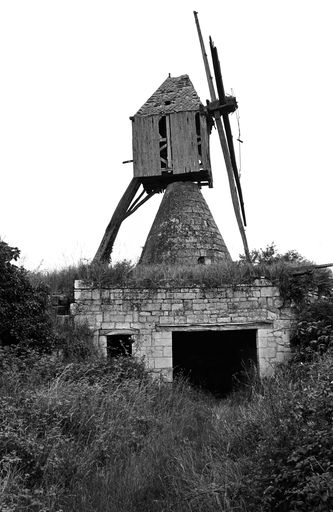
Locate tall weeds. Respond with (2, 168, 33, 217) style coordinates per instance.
(1, 349, 332, 511)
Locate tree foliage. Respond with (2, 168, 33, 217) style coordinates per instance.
(0, 240, 54, 349)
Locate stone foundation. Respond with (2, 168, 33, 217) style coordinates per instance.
(72, 279, 293, 380)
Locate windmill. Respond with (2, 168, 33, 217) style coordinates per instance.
(94, 12, 250, 263)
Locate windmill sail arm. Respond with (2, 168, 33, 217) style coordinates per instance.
(214, 115, 250, 259)
(210, 39, 247, 227)
(193, 11, 251, 261)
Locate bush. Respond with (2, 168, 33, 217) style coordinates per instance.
(0, 240, 54, 350)
(53, 319, 96, 361)
(250, 355, 333, 512)
(291, 298, 333, 360)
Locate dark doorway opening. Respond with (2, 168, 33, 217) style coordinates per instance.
(172, 330, 257, 397)
(107, 334, 133, 359)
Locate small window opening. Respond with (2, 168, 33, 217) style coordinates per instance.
(107, 334, 133, 359)
(195, 113, 203, 168)
(159, 116, 167, 138)
(195, 113, 202, 162)
(159, 115, 172, 170)
(159, 116, 167, 169)
(197, 256, 212, 265)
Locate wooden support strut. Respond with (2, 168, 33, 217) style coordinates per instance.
(124, 190, 157, 219)
(94, 178, 158, 262)
(193, 11, 251, 262)
(93, 178, 141, 263)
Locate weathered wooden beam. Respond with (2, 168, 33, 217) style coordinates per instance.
(207, 96, 238, 115)
(127, 189, 145, 213)
(194, 11, 216, 101)
(291, 263, 333, 276)
(194, 11, 251, 262)
(124, 190, 157, 219)
(210, 38, 247, 227)
(93, 178, 141, 263)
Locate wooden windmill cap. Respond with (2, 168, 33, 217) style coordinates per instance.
(139, 181, 231, 266)
(135, 75, 202, 117)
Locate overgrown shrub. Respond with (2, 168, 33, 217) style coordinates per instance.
(291, 298, 333, 360)
(0, 240, 54, 350)
(53, 319, 96, 361)
(248, 355, 333, 511)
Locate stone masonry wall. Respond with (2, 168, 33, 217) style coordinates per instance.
(139, 182, 230, 265)
(72, 280, 294, 380)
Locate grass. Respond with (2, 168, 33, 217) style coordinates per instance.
(1, 347, 332, 511)
(30, 258, 332, 308)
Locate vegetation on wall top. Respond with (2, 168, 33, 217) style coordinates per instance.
(35, 244, 332, 308)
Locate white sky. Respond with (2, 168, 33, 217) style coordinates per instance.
(1, 0, 332, 270)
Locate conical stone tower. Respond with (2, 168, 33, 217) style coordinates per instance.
(139, 181, 231, 265)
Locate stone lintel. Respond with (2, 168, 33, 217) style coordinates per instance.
(99, 328, 139, 336)
(155, 321, 273, 331)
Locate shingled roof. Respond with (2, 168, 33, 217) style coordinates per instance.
(135, 75, 202, 117)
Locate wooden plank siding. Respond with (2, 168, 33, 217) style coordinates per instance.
(132, 111, 211, 178)
(170, 112, 199, 174)
(132, 116, 160, 177)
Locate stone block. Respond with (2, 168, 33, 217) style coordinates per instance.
(171, 302, 184, 311)
(182, 293, 197, 300)
(70, 303, 78, 314)
(233, 290, 247, 299)
(262, 347, 276, 359)
(145, 358, 155, 369)
(153, 332, 172, 346)
(163, 346, 173, 357)
(92, 290, 101, 300)
(101, 322, 115, 330)
(159, 316, 175, 325)
(185, 315, 199, 323)
(259, 359, 274, 377)
(124, 314, 134, 322)
(174, 316, 187, 324)
(154, 357, 172, 369)
(85, 315, 97, 327)
(261, 287, 278, 298)
(74, 290, 82, 300)
(114, 322, 131, 330)
(138, 334, 152, 346)
(74, 280, 92, 289)
(275, 351, 286, 363)
(95, 314, 103, 324)
(216, 316, 231, 323)
(79, 290, 92, 301)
